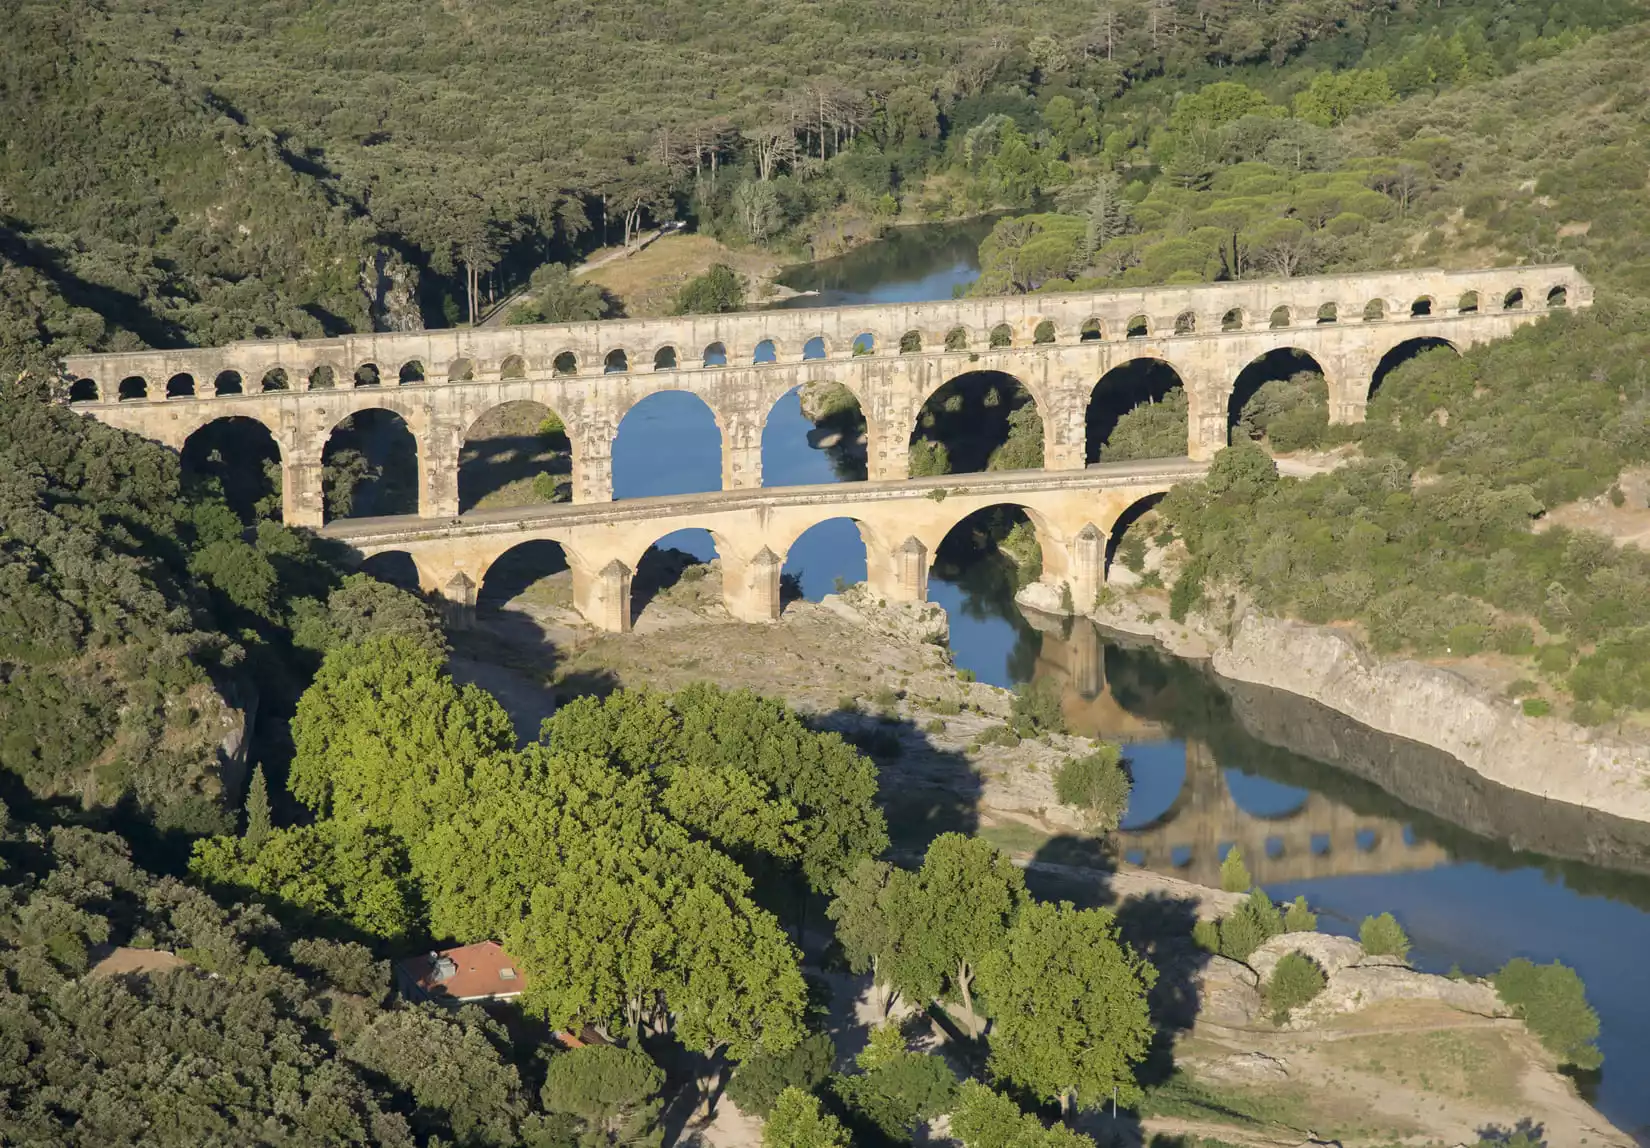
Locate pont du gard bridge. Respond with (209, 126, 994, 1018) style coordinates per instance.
(66, 264, 1589, 631)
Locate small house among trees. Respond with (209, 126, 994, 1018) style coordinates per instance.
(396, 940, 526, 1005)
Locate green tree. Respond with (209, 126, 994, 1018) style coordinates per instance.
(1264, 952, 1327, 1024)
(506, 263, 610, 324)
(727, 1032, 836, 1119)
(832, 1051, 957, 1142)
(1219, 846, 1251, 892)
(1282, 895, 1317, 932)
(1493, 959, 1603, 1070)
(1054, 746, 1131, 831)
(951, 1080, 1098, 1148)
(674, 264, 746, 314)
(763, 1087, 849, 1148)
(291, 574, 448, 660)
(542, 1044, 665, 1147)
(826, 858, 911, 1015)
(1359, 912, 1411, 960)
(977, 901, 1156, 1117)
(243, 763, 273, 851)
(1293, 69, 1395, 126)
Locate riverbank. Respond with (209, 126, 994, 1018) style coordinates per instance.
(1080, 588, 1650, 828)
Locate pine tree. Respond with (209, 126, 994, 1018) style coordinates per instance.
(244, 763, 273, 851)
(1219, 845, 1251, 893)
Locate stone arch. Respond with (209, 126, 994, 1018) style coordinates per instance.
(944, 326, 970, 351)
(447, 357, 475, 382)
(1410, 296, 1433, 317)
(1370, 336, 1461, 398)
(753, 339, 778, 364)
(181, 415, 282, 523)
(1362, 299, 1386, 322)
(630, 527, 724, 625)
(779, 517, 869, 607)
(360, 550, 423, 592)
(320, 406, 420, 522)
(653, 345, 678, 371)
(899, 329, 923, 353)
(1547, 284, 1569, 308)
(802, 336, 828, 360)
(604, 349, 629, 374)
(1229, 348, 1329, 445)
(398, 360, 425, 384)
(459, 399, 572, 513)
(354, 362, 382, 388)
(213, 370, 243, 396)
(1080, 318, 1104, 342)
(500, 354, 527, 380)
(551, 352, 578, 376)
(1125, 315, 1149, 339)
(1087, 357, 1187, 464)
(763, 383, 867, 486)
(1268, 306, 1291, 329)
(1173, 311, 1197, 336)
(1316, 302, 1338, 324)
(910, 368, 1045, 476)
(70, 377, 99, 403)
(118, 375, 148, 402)
(1104, 491, 1168, 581)
(1221, 308, 1244, 332)
(703, 341, 728, 367)
(988, 323, 1013, 348)
(612, 390, 724, 500)
(478, 538, 572, 616)
(1033, 319, 1057, 345)
(166, 373, 196, 399)
(1502, 287, 1526, 311)
(852, 331, 877, 356)
(261, 368, 290, 392)
(1457, 290, 1480, 315)
(309, 364, 339, 391)
(930, 500, 1068, 600)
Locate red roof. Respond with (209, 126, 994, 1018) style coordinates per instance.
(397, 941, 526, 1003)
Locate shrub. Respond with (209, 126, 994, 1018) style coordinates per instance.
(1054, 745, 1132, 830)
(1521, 697, 1551, 717)
(727, 1033, 836, 1119)
(1191, 918, 1221, 953)
(1219, 846, 1251, 893)
(1282, 895, 1317, 933)
(1009, 677, 1065, 736)
(1168, 557, 1208, 622)
(1358, 913, 1411, 960)
(922, 719, 945, 735)
(977, 724, 1021, 748)
(831, 1053, 957, 1143)
(1117, 532, 1148, 574)
(1493, 959, 1602, 1070)
(1265, 952, 1327, 1024)
(1218, 890, 1282, 962)
(764, 1087, 850, 1148)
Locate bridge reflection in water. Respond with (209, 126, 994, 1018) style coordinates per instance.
(1024, 613, 1450, 887)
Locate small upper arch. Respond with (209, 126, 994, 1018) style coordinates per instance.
(1503, 287, 1527, 311)
(354, 362, 382, 387)
(308, 364, 338, 391)
(1547, 284, 1569, 308)
(1032, 319, 1057, 345)
(702, 341, 728, 367)
(166, 372, 196, 399)
(118, 375, 148, 402)
(261, 367, 290, 392)
(944, 326, 970, 351)
(1080, 317, 1104, 342)
(1457, 290, 1480, 314)
(1221, 308, 1244, 332)
(604, 348, 630, 374)
(899, 329, 923, 353)
(1173, 311, 1197, 336)
(1410, 296, 1433, 317)
(987, 323, 1012, 348)
(1268, 306, 1291, 329)
(652, 345, 678, 371)
(500, 354, 527, 380)
(1316, 302, 1338, 325)
(447, 357, 476, 382)
(213, 369, 244, 396)
(70, 377, 99, 402)
(753, 338, 779, 364)
(852, 331, 877, 356)
(1125, 315, 1149, 338)
(552, 351, 579, 376)
(398, 360, 425, 385)
(801, 335, 829, 360)
(1362, 299, 1387, 322)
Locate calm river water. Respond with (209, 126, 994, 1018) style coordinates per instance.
(601, 222, 1650, 1140)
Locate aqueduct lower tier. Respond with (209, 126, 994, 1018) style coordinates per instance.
(65, 265, 1589, 528)
(322, 462, 1205, 632)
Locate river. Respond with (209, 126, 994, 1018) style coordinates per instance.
(601, 222, 1650, 1140)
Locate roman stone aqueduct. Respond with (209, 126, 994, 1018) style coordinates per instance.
(67, 265, 1588, 630)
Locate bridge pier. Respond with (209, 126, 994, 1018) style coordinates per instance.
(574, 560, 633, 633)
(723, 546, 782, 623)
(1070, 523, 1106, 610)
(282, 455, 326, 529)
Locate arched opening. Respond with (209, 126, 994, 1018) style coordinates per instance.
(354, 363, 381, 388)
(988, 324, 1012, 349)
(449, 358, 476, 382)
(321, 409, 419, 522)
(214, 370, 243, 396)
(781, 518, 868, 608)
(1221, 309, 1243, 332)
(802, 336, 827, 360)
(613, 392, 722, 499)
(1104, 493, 1166, 584)
(930, 504, 1047, 689)
(478, 539, 571, 618)
(633, 528, 720, 626)
(500, 355, 527, 380)
(1457, 291, 1480, 315)
(702, 342, 728, 367)
(1503, 288, 1525, 311)
(1080, 318, 1103, 342)
(551, 352, 577, 376)
(166, 373, 196, 399)
(910, 371, 1042, 476)
(653, 346, 678, 371)
(1268, 306, 1291, 329)
(764, 384, 866, 486)
(459, 401, 572, 513)
(118, 375, 148, 402)
(309, 365, 337, 391)
(1033, 319, 1056, 345)
(1228, 349, 1330, 452)
(181, 416, 282, 523)
(261, 368, 289, 392)
(1125, 315, 1148, 339)
(360, 551, 421, 592)
(1088, 360, 1186, 463)
(604, 349, 629, 374)
(1316, 303, 1338, 325)
(1410, 297, 1433, 317)
(753, 339, 777, 364)
(1370, 337, 1461, 398)
(852, 332, 876, 356)
(398, 361, 425, 385)
(1173, 312, 1196, 336)
(1547, 285, 1569, 308)
(69, 377, 99, 403)
(1362, 299, 1386, 322)
(945, 326, 970, 351)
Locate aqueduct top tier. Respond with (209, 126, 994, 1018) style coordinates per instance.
(66, 264, 1589, 526)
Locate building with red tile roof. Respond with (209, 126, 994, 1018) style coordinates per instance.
(395, 940, 526, 1004)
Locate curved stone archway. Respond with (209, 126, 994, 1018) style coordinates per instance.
(1087, 357, 1188, 464)
(458, 399, 573, 513)
(611, 391, 724, 500)
(910, 369, 1045, 478)
(180, 415, 284, 523)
